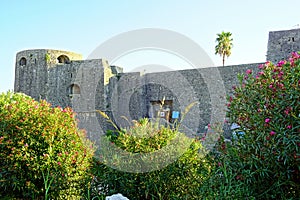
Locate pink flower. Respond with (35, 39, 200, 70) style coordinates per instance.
(265, 118, 271, 123)
(270, 131, 276, 136)
(284, 110, 290, 115)
(289, 58, 295, 66)
(284, 108, 290, 115)
(291, 52, 300, 58)
(265, 61, 271, 66)
(269, 84, 273, 89)
(24, 143, 28, 147)
(277, 83, 284, 89)
(258, 71, 264, 76)
(258, 64, 264, 69)
(277, 60, 285, 67)
(246, 69, 252, 75)
(287, 125, 292, 129)
(57, 161, 61, 166)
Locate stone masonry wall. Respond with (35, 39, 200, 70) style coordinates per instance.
(15, 49, 82, 101)
(106, 63, 262, 137)
(267, 28, 300, 63)
(14, 28, 300, 140)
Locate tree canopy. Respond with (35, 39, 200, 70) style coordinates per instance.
(215, 31, 233, 66)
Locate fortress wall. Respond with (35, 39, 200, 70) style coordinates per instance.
(15, 49, 82, 101)
(267, 28, 300, 63)
(109, 62, 263, 135)
(13, 49, 266, 138)
(47, 59, 105, 110)
(15, 49, 48, 100)
(47, 59, 109, 139)
(14, 28, 300, 138)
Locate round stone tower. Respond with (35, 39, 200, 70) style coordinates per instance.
(14, 49, 82, 101)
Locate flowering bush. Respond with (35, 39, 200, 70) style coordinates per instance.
(0, 92, 94, 199)
(224, 52, 300, 198)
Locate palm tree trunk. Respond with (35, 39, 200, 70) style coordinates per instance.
(222, 55, 225, 66)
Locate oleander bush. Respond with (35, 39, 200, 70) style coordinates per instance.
(206, 52, 300, 199)
(0, 92, 94, 199)
(91, 118, 211, 200)
(199, 135, 256, 199)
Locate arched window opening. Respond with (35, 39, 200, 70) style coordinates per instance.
(19, 57, 27, 66)
(68, 84, 80, 95)
(57, 55, 70, 64)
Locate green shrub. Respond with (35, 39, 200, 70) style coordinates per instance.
(0, 92, 94, 199)
(217, 53, 300, 198)
(91, 118, 210, 200)
(200, 136, 256, 199)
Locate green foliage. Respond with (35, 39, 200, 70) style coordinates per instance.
(213, 53, 300, 198)
(215, 31, 233, 66)
(0, 92, 94, 199)
(45, 53, 51, 63)
(91, 118, 211, 200)
(200, 137, 256, 199)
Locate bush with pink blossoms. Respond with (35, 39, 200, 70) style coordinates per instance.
(223, 52, 300, 198)
(0, 92, 94, 199)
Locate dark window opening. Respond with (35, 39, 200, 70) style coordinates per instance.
(68, 84, 80, 95)
(19, 57, 27, 66)
(57, 55, 70, 64)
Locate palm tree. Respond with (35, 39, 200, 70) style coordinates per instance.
(215, 31, 233, 66)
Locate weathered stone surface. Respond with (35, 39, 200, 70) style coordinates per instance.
(267, 28, 300, 63)
(14, 29, 300, 139)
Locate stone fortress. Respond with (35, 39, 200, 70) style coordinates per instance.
(14, 28, 300, 139)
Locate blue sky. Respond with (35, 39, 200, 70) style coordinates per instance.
(1, 0, 300, 92)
